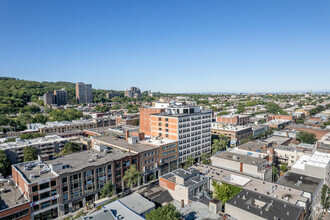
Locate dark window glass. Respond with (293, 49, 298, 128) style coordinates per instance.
(40, 191, 50, 200)
(39, 182, 49, 190)
(51, 180, 56, 187)
(33, 195, 39, 202)
(32, 185, 38, 192)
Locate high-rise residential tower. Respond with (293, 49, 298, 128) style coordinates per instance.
(76, 82, 93, 104)
(54, 88, 67, 106)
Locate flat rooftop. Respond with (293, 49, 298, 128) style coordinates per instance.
(238, 141, 268, 153)
(277, 172, 322, 194)
(192, 165, 309, 207)
(213, 151, 267, 166)
(118, 193, 155, 215)
(0, 135, 65, 150)
(273, 145, 304, 153)
(151, 110, 211, 118)
(265, 119, 291, 125)
(46, 148, 134, 175)
(227, 190, 303, 220)
(291, 151, 330, 170)
(13, 161, 57, 184)
(95, 135, 159, 153)
(262, 135, 291, 145)
(0, 180, 29, 210)
(211, 123, 252, 132)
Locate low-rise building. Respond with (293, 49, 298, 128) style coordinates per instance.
(12, 161, 60, 220)
(265, 119, 291, 129)
(210, 151, 272, 181)
(159, 168, 209, 205)
(94, 133, 179, 180)
(211, 123, 253, 146)
(194, 165, 310, 214)
(277, 172, 323, 219)
(290, 151, 330, 185)
(251, 125, 269, 138)
(238, 141, 275, 164)
(225, 190, 304, 220)
(0, 135, 66, 164)
(273, 145, 305, 167)
(0, 179, 31, 220)
(262, 135, 291, 146)
(216, 114, 250, 125)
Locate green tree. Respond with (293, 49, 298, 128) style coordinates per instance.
(201, 153, 210, 165)
(272, 166, 278, 182)
(145, 204, 181, 220)
(239, 135, 255, 145)
(183, 155, 195, 169)
(280, 164, 288, 172)
(33, 113, 48, 124)
(0, 150, 11, 176)
(212, 134, 228, 154)
(297, 132, 316, 144)
(236, 103, 245, 114)
(95, 105, 110, 113)
(122, 165, 141, 189)
(99, 182, 114, 199)
(111, 105, 121, 110)
(321, 185, 330, 209)
(23, 146, 37, 162)
(212, 181, 233, 204)
(61, 142, 80, 154)
(265, 103, 286, 115)
(295, 117, 305, 124)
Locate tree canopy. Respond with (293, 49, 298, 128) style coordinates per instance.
(183, 155, 195, 169)
(212, 134, 228, 154)
(212, 181, 234, 204)
(145, 204, 181, 220)
(99, 182, 114, 199)
(122, 165, 141, 189)
(265, 103, 287, 115)
(296, 132, 316, 144)
(61, 142, 80, 154)
(0, 150, 11, 176)
(23, 146, 37, 162)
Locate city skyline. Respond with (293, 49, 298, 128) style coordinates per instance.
(1, 0, 330, 93)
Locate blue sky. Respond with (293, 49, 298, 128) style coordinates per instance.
(1, 0, 329, 93)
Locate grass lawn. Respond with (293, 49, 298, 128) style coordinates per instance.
(222, 183, 243, 196)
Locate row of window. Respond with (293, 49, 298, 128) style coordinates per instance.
(32, 180, 56, 193)
(162, 149, 176, 156)
(162, 143, 177, 151)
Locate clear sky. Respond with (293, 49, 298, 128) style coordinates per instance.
(1, 0, 329, 93)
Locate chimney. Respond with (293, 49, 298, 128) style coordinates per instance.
(126, 130, 130, 140)
(139, 132, 145, 141)
(181, 199, 184, 208)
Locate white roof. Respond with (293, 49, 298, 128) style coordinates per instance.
(118, 192, 155, 214)
(292, 151, 330, 170)
(104, 200, 145, 219)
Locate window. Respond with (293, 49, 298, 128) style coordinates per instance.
(158, 118, 161, 121)
(40, 191, 50, 200)
(51, 189, 57, 196)
(62, 177, 67, 184)
(165, 118, 168, 122)
(32, 185, 38, 193)
(33, 195, 39, 202)
(41, 201, 51, 209)
(39, 182, 50, 191)
(52, 198, 58, 205)
(51, 180, 56, 187)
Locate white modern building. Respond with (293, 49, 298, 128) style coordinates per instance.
(290, 151, 330, 185)
(210, 151, 272, 181)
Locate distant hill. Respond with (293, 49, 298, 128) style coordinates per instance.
(0, 77, 116, 114)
